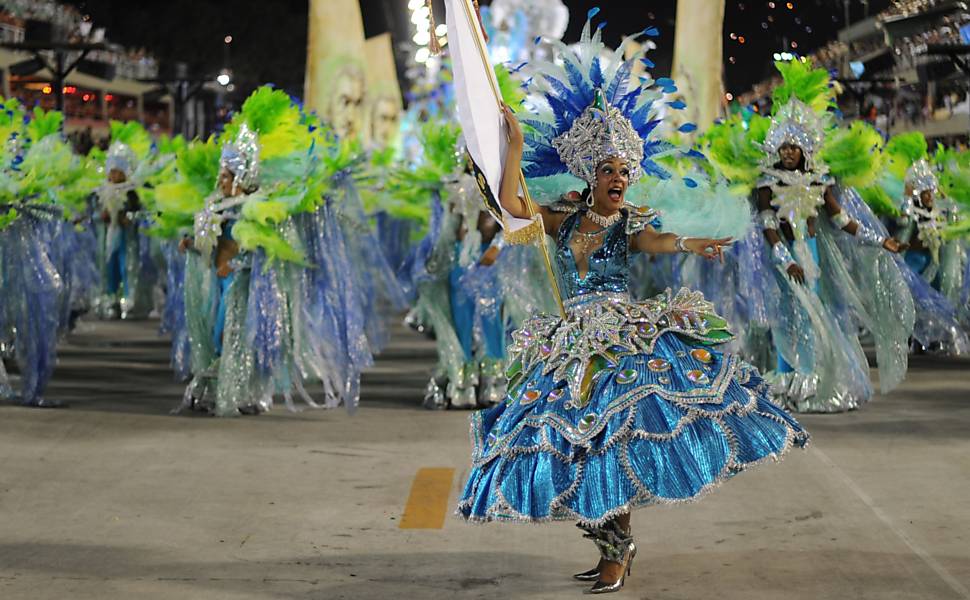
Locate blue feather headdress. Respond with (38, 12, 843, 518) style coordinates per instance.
(520, 10, 695, 189)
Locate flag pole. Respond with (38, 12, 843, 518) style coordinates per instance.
(457, 0, 566, 318)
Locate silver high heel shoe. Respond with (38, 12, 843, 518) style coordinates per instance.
(573, 566, 601, 582)
(584, 521, 635, 594)
(590, 543, 635, 594)
(573, 523, 603, 581)
(572, 523, 636, 583)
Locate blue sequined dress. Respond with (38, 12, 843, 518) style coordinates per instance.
(457, 206, 809, 525)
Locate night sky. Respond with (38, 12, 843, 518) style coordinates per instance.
(64, 0, 310, 97)
(64, 0, 893, 101)
(554, 0, 894, 95)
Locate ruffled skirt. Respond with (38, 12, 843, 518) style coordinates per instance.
(456, 288, 809, 525)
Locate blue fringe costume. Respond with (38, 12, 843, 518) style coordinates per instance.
(457, 207, 808, 524)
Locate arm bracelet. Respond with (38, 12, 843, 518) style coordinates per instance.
(831, 210, 852, 230)
(771, 241, 796, 268)
(855, 222, 886, 247)
(758, 209, 780, 231)
(675, 236, 690, 253)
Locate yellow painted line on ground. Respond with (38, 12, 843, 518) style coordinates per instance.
(399, 467, 455, 529)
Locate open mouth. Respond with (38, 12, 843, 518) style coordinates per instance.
(607, 186, 623, 202)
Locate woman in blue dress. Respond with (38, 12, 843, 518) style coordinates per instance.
(455, 18, 809, 594)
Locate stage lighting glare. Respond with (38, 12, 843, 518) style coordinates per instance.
(217, 73, 231, 86)
(414, 31, 431, 45)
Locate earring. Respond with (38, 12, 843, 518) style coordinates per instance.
(586, 194, 595, 208)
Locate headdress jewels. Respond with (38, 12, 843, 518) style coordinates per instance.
(552, 90, 645, 187)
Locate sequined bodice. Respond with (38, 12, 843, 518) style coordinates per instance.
(556, 210, 630, 299)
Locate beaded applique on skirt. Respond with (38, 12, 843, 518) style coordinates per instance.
(456, 288, 809, 525)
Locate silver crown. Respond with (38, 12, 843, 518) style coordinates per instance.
(761, 99, 825, 169)
(905, 158, 938, 194)
(105, 141, 137, 177)
(219, 123, 260, 192)
(552, 90, 644, 187)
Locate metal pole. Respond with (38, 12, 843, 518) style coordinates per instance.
(54, 50, 64, 112)
(173, 82, 184, 137)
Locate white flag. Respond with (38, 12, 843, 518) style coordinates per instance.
(445, 0, 540, 243)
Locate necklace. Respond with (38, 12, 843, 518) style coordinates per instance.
(572, 226, 608, 258)
(585, 208, 622, 228)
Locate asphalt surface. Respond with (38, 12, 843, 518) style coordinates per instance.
(0, 318, 968, 600)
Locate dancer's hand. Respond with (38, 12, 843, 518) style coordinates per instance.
(178, 237, 193, 253)
(684, 237, 733, 262)
(501, 104, 524, 152)
(479, 245, 500, 266)
(883, 237, 905, 253)
(786, 263, 806, 285)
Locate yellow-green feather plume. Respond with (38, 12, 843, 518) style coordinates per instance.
(241, 197, 290, 225)
(223, 86, 309, 162)
(857, 184, 900, 217)
(109, 120, 152, 160)
(231, 220, 306, 265)
(820, 121, 884, 188)
(0, 97, 25, 147)
(700, 112, 770, 189)
(495, 64, 526, 112)
(935, 146, 970, 210)
(771, 59, 835, 115)
(27, 106, 63, 142)
(883, 132, 927, 180)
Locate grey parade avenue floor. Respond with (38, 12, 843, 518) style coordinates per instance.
(1, 318, 969, 600)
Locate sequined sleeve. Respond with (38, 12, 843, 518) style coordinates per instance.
(625, 206, 662, 235)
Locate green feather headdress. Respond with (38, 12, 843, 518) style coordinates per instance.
(222, 86, 310, 165)
(883, 132, 928, 181)
(110, 120, 152, 160)
(151, 137, 221, 239)
(381, 120, 462, 225)
(700, 112, 770, 190)
(2, 106, 100, 222)
(771, 59, 836, 116)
